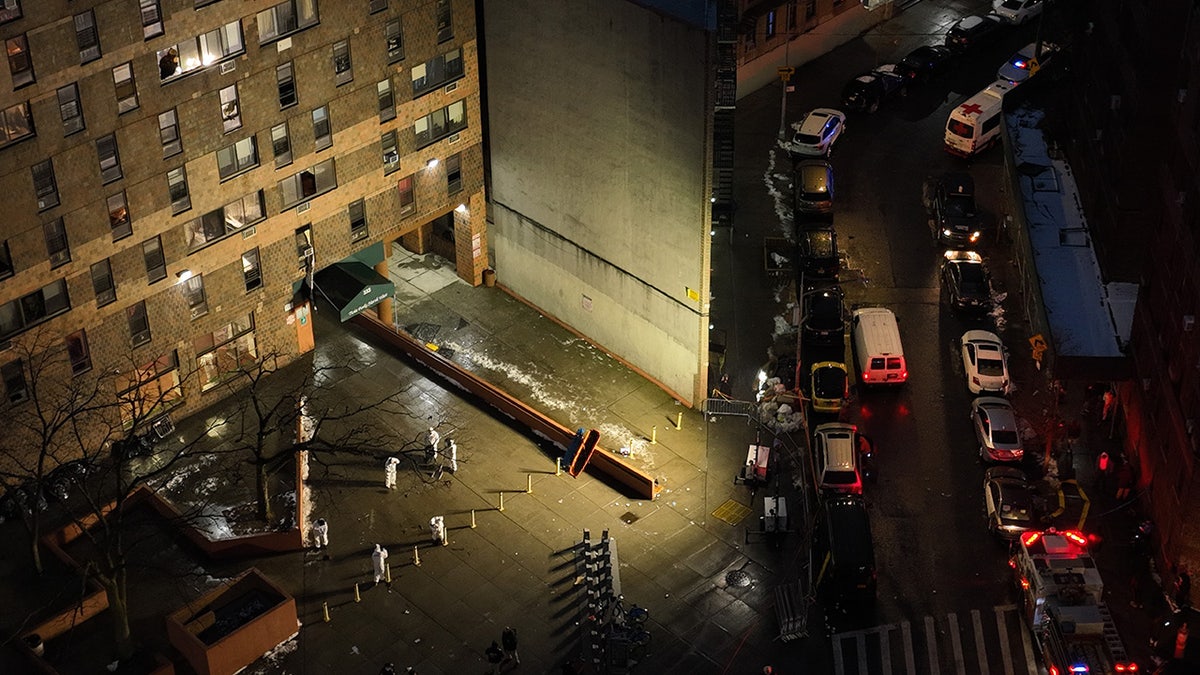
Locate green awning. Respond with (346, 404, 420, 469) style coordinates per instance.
(314, 262, 395, 322)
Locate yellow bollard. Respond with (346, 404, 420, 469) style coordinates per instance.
(498, 491, 505, 511)
(442, 533, 449, 547)
(651, 426, 657, 445)
(470, 509, 477, 528)
(354, 583, 361, 603)
(322, 602, 331, 622)
(675, 412, 683, 430)
(527, 474, 533, 494)
(385, 563, 392, 584)
(555, 457, 562, 476)
(412, 545, 421, 566)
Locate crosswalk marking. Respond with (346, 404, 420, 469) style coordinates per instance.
(947, 613, 966, 675)
(925, 616, 940, 675)
(972, 609, 989, 675)
(857, 632, 868, 673)
(901, 620, 916, 675)
(995, 606, 1014, 675)
(833, 632, 846, 674)
(1017, 606, 1038, 675)
(880, 625, 891, 673)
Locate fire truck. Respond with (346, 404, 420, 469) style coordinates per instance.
(1011, 529, 1139, 674)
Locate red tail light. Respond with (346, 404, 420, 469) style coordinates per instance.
(862, 372, 870, 380)
(1020, 531, 1041, 547)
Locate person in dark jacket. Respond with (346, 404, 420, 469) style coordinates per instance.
(501, 626, 520, 665)
(485, 641, 503, 674)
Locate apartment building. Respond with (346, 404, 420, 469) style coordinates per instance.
(737, 0, 858, 66)
(0, 0, 485, 436)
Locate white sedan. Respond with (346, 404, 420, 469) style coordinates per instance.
(961, 330, 1010, 395)
(992, 0, 1043, 25)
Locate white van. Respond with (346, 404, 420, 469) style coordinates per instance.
(851, 307, 907, 386)
(944, 79, 1014, 157)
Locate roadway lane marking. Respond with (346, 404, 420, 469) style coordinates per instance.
(902, 620, 916, 675)
(1018, 609, 1039, 675)
(880, 625, 891, 674)
(925, 616, 941, 675)
(995, 606, 1014, 675)
(857, 633, 868, 674)
(948, 612, 967, 675)
(972, 609, 990, 675)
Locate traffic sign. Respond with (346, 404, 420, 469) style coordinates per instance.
(777, 66, 795, 82)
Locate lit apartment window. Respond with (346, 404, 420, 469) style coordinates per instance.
(312, 106, 332, 151)
(108, 191, 132, 240)
(217, 136, 259, 180)
(57, 84, 84, 135)
(113, 62, 139, 114)
(167, 167, 191, 214)
(258, 0, 320, 44)
(185, 190, 265, 252)
(0, 279, 70, 341)
(3, 360, 26, 403)
(75, 11, 101, 64)
(377, 79, 395, 122)
(0, 0, 21, 24)
(766, 10, 776, 39)
(242, 248, 262, 291)
(143, 236, 166, 283)
(7, 34, 34, 88)
(271, 123, 292, 168)
(139, 0, 164, 40)
(97, 134, 123, 183)
(397, 175, 415, 216)
(182, 274, 208, 319)
(220, 84, 241, 133)
(0, 101, 33, 147)
(436, 0, 452, 43)
(446, 153, 462, 194)
(277, 62, 297, 108)
(385, 19, 403, 63)
(115, 351, 181, 424)
(369, 0, 387, 14)
(66, 329, 92, 375)
(280, 159, 337, 210)
(333, 40, 352, 86)
(196, 314, 256, 391)
(157, 21, 244, 82)
(349, 199, 368, 242)
(91, 259, 116, 307)
(158, 109, 182, 157)
(43, 218, 69, 268)
(381, 130, 398, 173)
(127, 301, 151, 347)
(414, 100, 466, 149)
(411, 48, 463, 98)
(0, 241, 12, 279)
(32, 160, 58, 211)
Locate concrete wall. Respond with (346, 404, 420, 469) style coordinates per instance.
(483, 0, 714, 405)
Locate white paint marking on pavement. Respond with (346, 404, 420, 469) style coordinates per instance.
(1017, 609, 1039, 675)
(995, 606, 1015, 675)
(833, 633, 846, 675)
(857, 633, 868, 674)
(948, 612, 967, 675)
(972, 609, 990, 675)
(902, 620, 916, 675)
(880, 625, 892, 674)
(925, 616, 941, 675)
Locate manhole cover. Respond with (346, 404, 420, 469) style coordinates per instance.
(726, 570, 752, 588)
(620, 512, 639, 525)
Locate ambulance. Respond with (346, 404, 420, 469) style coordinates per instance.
(944, 79, 1015, 157)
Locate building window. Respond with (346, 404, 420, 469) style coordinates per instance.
(127, 302, 152, 347)
(32, 160, 58, 211)
(182, 274, 208, 319)
(91, 259, 116, 307)
(369, 0, 387, 13)
(113, 63, 139, 114)
(116, 351, 181, 424)
(277, 62, 297, 109)
(57, 84, 84, 135)
(185, 190, 265, 252)
(271, 123, 292, 168)
(0, 279, 71, 341)
(196, 314, 256, 391)
(446, 153, 462, 194)
(397, 175, 415, 216)
(806, 0, 816, 19)
(242, 248, 262, 291)
(258, 0, 320, 44)
(157, 21, 244, 83)
(220, 84, 241, 133)
(97, 134, 123, 183)
(66, 330, 91, 375)
(766, 10, 776, 39)
(158, 109, 182, 158)
(139, 0, 164, 40)
(0, 241, 12, 279)
(414, 100, 467, 149)
(75, 11, 101, 64)
(7, 34, 34, 88)
(108, 191, 132, 240)
(377, 79, 395, 122)
(3, 360, 26, 403)
(0, 0, 21, 25)
(435, 0, 452, 43)
(217, 136, 259, 180)
(167, 167, 191, 214)
(349, 199, 368, 242)
(385, 18, 403, 63)
(788, 1, 797, 28)
(333, 40, 352, 86)
(280, 159, 337, 210)
(43, 218, 69, 268)
(312, 106, 332, 151)
(411, 48, 464, 98)
(143, 236, 166, 283)
(381, 130, 399, 173)
(0, 101, 33, 148)
(295, 225, 313, 265)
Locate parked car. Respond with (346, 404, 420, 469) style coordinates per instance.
(971, 396, 1024, 462)
(799, 227, 839, 280)
(0, 479, 47, 522)
(924, 172, 981, 247)
(941, 250, 992, 313)
(801, 285, 846, 347)
(992, 0, 1043, 25)
(945, 14, 1006, 52)
(997, 41, 1060, 84)
(841, 66, 907, 113)
(896, 45, 955, 83)
(795, 159, 835, 215)
(45, 456, 103, 501)
(814, 422, 863, 495)
(961, 330, 1010, 395)
(787, 108, 846, 158)
(983, 467, 1036, 539)
(810, 361, 849, 414)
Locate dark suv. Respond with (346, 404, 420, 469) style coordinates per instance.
(945, 14, 1006, 52)
(924, 172, 981, 247)
(799, 228, 839, 280)
(801, 285, 846, 347)
(841, 66, 907, 113)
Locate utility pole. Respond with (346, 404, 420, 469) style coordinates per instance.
(777, 38, 794, 141)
